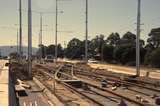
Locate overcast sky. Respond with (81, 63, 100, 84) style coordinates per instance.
(0, 0, 160, 47)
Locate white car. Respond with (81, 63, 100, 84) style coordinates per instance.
(88, 59, 98, 63)
(45, 55, 54, 62)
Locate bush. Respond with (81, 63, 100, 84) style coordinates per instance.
(145, 48, 160, 68)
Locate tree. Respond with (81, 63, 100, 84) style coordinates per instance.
(37, 44, 63, 58)
(144, 43, 155, 65)
(57, 44, 64, 57)
(65, 38, 84, 59)
(89, 35, 106, 59)
(103, 44, 114, 62)
(147, 48, 160, 68)
(37, 44, 47, 58)
(147, 28, 160, 48)
(46, 45, 55, 56)
(107, 32, 120, 46)
(114, 32, 145, 65)
(10, 52, 19, 60)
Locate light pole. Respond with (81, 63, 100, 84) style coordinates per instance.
(28, 0, 32, 79)
(85, 0, 88, 62)
(136, 0, 141, 76)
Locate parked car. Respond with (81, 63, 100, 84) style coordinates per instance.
(88, 59, 98, 63)
(44, 55, 54, 62)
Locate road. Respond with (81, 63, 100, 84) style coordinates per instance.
(59, 59, 160, 79)
(88, 63, 160, 79)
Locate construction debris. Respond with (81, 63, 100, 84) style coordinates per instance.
(118, 99, 127, 106)
(155, 97, 160, 105)
(17, 79, 31, 89)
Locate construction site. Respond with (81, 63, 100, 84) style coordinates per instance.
(0, 0, 160, 106)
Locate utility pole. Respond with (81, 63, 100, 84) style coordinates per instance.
(17, 29, 19, 53)
(136, 0, 141, 76)
(19, 0, 22, 57)
(85, 0, 88, 62)
(39, 13, 43, 60)
(55, 0, 58, 62)
(101, 43, 104, 62)
(28, 0, 32, 79)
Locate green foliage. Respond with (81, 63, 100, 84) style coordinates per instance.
(144, 27, 160, 67)
(10, 52, 19, 59)
(103, 44, 114, 62)
(112, 32, 145, 65)
(36, 27, 160, 68)
(107, 33, 120, 46)
(65, 38, 84, 59)
(89, 34, 105, 56)
(147, 28, 160, 48)
(145, 48, 160, 67)
(37, 44, 63, 58)
(114, 45, 135, 65)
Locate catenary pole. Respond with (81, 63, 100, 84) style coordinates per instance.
(85, 0, 88, 62)
(39, 12, 43, 60)
(17, 29, 19, 53)
(55, 0, 58, 62)
(19, 0, 23, 57)
(28, 0, 32, 79)
(136, 0, 141, 76)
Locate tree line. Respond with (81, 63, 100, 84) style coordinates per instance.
(37, 27, 160, 68)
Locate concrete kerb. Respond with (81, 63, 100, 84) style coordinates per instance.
(33, 77, 64, 106)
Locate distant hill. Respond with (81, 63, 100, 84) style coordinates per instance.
(0, 46, 38, 56)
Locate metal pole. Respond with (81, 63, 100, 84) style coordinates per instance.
(40, 13, 43, 46)
(19, 0, 22, 57)
(55, 0, 58, 62)
(101, 43, 104, 62)
(28, 0, 32, 79)
(136, 0, 141, 76)
(85, 0, 88, 62)
(39, 13, 43, 60)
(17, 29, 19, 53)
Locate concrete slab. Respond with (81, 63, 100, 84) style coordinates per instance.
(33, 77, 64, 106)
(0, 60, 9, 106)
(18, 80, 53, 106)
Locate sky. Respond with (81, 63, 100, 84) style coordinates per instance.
(0, 0, 160, 47)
